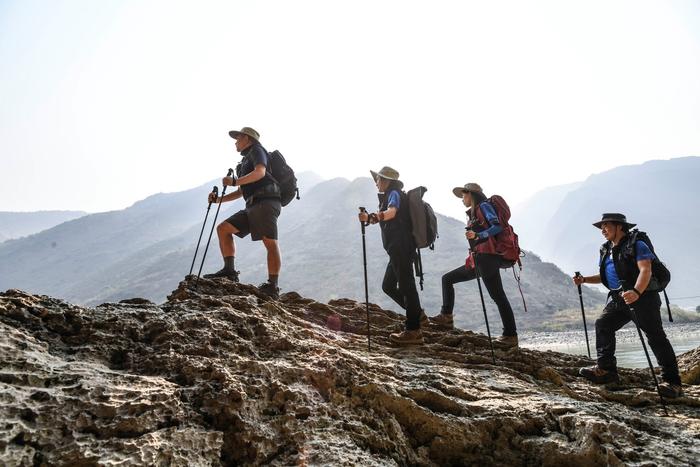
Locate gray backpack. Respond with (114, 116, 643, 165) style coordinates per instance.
(406, 186, 438, 289)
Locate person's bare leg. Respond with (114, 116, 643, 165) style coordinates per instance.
(217, 221, 238, 258)
(262, 236, 281, 279)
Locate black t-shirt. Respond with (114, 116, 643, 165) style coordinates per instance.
(237, 143, 275, 200)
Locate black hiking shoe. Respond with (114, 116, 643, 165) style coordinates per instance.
(658, 382, 683, 399)
(203, 269, 240, 282)
(578, 365, 620, 384)
(258, 281, 280, 300)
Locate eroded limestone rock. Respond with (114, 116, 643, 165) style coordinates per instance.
(1, 281, 699, 466)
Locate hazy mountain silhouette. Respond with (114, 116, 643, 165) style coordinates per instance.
(0, 210, 87, 243)
(0, 172, 604, 331)
(513, 157, 700, 308)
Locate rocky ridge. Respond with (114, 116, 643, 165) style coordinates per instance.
(1, 279, 699, 466)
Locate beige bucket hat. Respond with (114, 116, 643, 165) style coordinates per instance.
(452, 182, 483, 198)
(228, 126, 260, 141)
(370, 166, 401, 182)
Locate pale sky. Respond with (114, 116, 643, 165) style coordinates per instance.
(2, 0, 699, 220)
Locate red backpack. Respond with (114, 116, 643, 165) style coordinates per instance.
(487, 195, 521, 267)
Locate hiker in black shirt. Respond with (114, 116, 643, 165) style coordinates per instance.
(359, 166, 426, 346)
(204, 127, 282, 299)
(574, 213, 682, 398)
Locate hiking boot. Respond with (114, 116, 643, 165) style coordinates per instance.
(497, 335, 519, 348)
(389, 329, 424, 346)
(258, 281, 280, 300)
(419, 310, 429, 327)
(203, 269, 240, 282)
(658, 382, 683, 399)
(578, 365, 620, 384)
(429, 313, 454, 329)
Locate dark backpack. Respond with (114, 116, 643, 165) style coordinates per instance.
(407, 186, 438, 249)
(623, 229, 671, 292)
(267, 150, 299, 207)
(486, 195, 522, 268)
(405, 186, 438, 290)
(614, 228, 673, 321)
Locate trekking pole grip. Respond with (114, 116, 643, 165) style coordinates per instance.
(575, 271, 583, 292)
(359, 207, 368, 229)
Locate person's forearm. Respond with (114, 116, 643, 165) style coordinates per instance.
(478, 224, 503, 239)
(219, 189, 242, 202)
(634, 267, 652, 294)
(236, 167, 265, 186)
(378, 207, 397, 221)
(581, 274, 602, 284)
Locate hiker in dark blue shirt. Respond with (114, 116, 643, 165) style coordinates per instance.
(573, 213, 682, 398)
(358, 166, 426, 346)
(204, 127, 282, 299)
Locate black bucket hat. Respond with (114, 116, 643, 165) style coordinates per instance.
(593, 213, 636, 230)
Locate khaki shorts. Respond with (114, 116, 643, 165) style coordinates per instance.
(225, 199, 281, 241)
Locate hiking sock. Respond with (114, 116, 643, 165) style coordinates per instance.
(268, 274, 279, 287)
(224, 256, 235, 272)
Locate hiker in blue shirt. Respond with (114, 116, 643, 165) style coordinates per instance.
(429, 183, 518, 348)
(358, 166, 426, 346)
(573, 213, 682, 398)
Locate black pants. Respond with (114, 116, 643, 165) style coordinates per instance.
(595, 293, 680, 385)
(441, 254, 517, 337)
(382, 248, 422, 331)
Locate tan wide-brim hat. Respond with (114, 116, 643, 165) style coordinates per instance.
(370, 166, 400, 182)
(370, 166, 404, 189)
(228, 126, 260, 141)
(452, 182, 483, 198)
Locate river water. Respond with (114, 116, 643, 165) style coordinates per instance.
(520, 322, 700, 368)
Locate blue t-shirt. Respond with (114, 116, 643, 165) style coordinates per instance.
(387, 190, 401, 209)
(476, 201, 503, 239)
(603, 240, 656, 290)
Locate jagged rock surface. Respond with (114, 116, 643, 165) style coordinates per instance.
(1, 279, 699, 466)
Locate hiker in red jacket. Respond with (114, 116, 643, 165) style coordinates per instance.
(429, 183, 518, 347)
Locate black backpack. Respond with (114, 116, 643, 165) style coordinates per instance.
(623, 228, 673, 321)
(267, 150, 299, 207)
(623, 229, 671, 292)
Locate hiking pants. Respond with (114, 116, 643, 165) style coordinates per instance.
(441, 253, 517, 337)
(382, 248, 422, 331)
(595, 293, 681, 385)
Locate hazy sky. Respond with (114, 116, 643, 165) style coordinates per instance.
(2, 0, 699, 220)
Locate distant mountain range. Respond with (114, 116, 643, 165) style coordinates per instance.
(0, 210, 87, 243)
(512, 157, 700, 308)
(0, 171, 606, 331)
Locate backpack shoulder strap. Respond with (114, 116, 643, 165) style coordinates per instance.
(623, 229, 640, 257)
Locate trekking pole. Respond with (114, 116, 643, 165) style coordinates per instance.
(619, 280, 669, 416)
(663, 290, 673, 322)
(189, 186, 218, 276)
(196, 168, 234, 281)
(471, 246, 496, 365)
(574, 272, 592, 359)
(359, 207, 371, 352)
